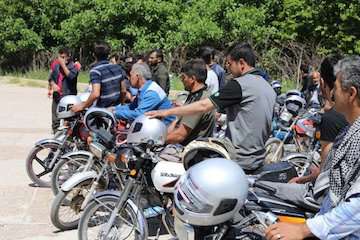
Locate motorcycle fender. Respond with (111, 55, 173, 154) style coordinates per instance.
(281, 153, 307, 162)
(61, 171, 97, 191)
(34, 138, 62, 147)
(61, 150, 93, 161)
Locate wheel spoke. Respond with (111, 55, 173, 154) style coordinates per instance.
(36, 169, 51, 178)
(34, 156, 48, 169)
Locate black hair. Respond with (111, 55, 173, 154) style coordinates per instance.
(320, 54, 342, 90)
(181, 59, 207, 83)
(58, 47, 71, 57)
(150, 49, 164, 62)
(226, 42, 256, 67)
(199, 46, 215, 65)
(94, 41, 111, 61)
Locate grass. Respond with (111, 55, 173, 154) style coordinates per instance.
(6, 69, 90, 83)
(1, 69, 298, 93)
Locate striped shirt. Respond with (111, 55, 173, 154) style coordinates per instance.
(90, 60, 126, 108)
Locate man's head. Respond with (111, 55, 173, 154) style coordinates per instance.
(58, 47, 71, 64)
(199, 46, 215, 66)
(180, 59, 207, 92)
(226, 42, 256, 77)
(148, 49, 164, 66)
(333, 56, 360, 120)
(130, 63, 152, 88)
(319, 55, 341, 101)
(94, 41, 111, 61)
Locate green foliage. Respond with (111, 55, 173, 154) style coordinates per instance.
(1, 0, 360, 81)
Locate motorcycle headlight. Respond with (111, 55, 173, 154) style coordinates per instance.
(115, 148, 134, 170)
(89, 142, 106, 159)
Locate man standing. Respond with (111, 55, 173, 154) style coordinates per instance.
(199, 46, 219, 94)
(148, 49, 170, 95)
(48, 47, 79, 133)
(72, 41, 127, 112)
(147, 43, 276, 172)
(166, 59, 215, 145)
(201, 46, 226, 89)
(114, 63, 175, 125)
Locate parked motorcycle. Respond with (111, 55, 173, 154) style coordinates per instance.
(50, 107, 124, 195)
(26, 95, 89, 187)
(50, 127, 124, 230)
(173, 158, 317, 240)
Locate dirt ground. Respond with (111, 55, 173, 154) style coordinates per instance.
(0, 81, 170, 239)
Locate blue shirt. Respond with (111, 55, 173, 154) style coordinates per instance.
(114, 80, 175, 125)
(307, 194, 360, 239)
(90, 60, 126, 108)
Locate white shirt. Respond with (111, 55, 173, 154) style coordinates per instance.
(206, 69, 219, 94)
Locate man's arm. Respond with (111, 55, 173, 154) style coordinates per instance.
(146, 98, 215, 119)
(71, 83, 100, 112)
(306, 197, 360, 239)
(166, 123, 192, 144)
(120, 80, 127, 104)
(116, 91, 164, 121)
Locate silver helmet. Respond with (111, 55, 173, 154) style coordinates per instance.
(285, 89, 303, 98)
(84, 107, 116, 132)
(285, 95, 306, 116)
(174, 158, 248, 226)
(56, 95, 82, 119)
(127, 115, 167, 146)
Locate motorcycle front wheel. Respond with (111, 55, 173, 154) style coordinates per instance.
(78, 195, 148, 240)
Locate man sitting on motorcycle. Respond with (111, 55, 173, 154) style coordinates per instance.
(166, 59, 215, 145)
(266, 56, 360, 240)
(147, 43, 276, 172)
(113, 63, 175, 125)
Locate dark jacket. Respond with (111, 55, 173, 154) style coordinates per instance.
(151, 62, 170, 95)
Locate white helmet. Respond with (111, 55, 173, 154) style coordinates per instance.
(127, 115, 167, 146)
(286, 89, 303, 98)
(174, 158, 248, 226)
(56, 95, 82, 119)
(78, 92, 90, 102)
(285, 95, 306, 116)
(84, 107, 116, 132)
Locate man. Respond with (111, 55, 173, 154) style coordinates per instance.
(48, 47, 79, 133)
(200, 46, 226, 89)
(147, 43, 276, 172)
(289, 56, 348, 184)
(114, 63, 175, 125)
(167, 59, 215, 145)
(72, 41, 127, 112)
(148, 49, 170, 95)
(199, 46, 219, 94)
(266, 56, 360, 240)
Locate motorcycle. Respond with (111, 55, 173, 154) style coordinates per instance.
(50, 128, 124, 230)
(25, 113, 89, 187)
(174, 158, 317, 240)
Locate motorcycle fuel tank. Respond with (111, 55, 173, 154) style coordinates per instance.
(151, 161, 185, 193)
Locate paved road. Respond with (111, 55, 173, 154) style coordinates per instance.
(0, 82, 171, 239)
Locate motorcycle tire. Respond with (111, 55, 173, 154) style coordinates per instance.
(51, 154, 97, 195)
(78, 195, 148, 240)
(26, 142, 60, 187)
(51, 179, 96, 230)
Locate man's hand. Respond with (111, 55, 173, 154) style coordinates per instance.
(71, 103, 84, 113)
(58, 56, 66, 67)
(265, 222, 313, 240)
(288, 165, 320, 184)
(145, 110, 168, 119)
